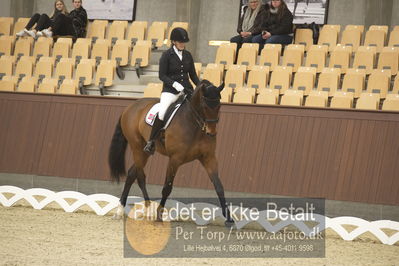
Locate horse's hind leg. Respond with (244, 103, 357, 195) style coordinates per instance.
(136, 166, 151, 207)
(131, 145, 151, 206)
(120, 165, 139, 207)
(113, 164, 139, 219)
(115, 142, 150, 218)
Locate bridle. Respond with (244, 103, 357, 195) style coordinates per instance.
(187, 87, 220, 136)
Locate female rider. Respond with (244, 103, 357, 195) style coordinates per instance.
(143, 27, 200, 155)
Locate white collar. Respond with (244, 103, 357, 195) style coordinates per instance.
(173, 45, 183, 60)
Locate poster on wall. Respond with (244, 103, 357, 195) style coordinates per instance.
(240, 0, 329, 24)
(84, 0, 136, 21)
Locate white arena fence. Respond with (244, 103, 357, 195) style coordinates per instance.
(1, 185, 398, 245)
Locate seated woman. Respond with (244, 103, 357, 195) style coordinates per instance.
(16, 0, 87, 38)
(252, 0, 293, 50)
(16, 0, 69, 38)
(230, 0, 266, 51)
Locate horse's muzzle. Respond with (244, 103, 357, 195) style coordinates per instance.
(206, 132, 217, 137)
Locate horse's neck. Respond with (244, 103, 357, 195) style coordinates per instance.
(180, 96, 201, 134)
(190, 91, 202, 116)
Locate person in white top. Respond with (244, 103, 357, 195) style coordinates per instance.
(143, 27, 200, 155)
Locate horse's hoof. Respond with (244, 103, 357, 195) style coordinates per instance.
(144, 200, 151, 207)
(112, 213, 123, 220)
(113, 204, 124, 220)
(155, 217, 163, 223)
(224, 219, 235, 228)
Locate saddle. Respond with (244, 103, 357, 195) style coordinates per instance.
(145, 94, 187, 129)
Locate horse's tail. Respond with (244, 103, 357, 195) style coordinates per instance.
(108, 118, 127, 183)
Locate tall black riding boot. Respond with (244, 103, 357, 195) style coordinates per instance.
(143, 116, 164, 155)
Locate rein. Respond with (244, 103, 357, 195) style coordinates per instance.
(186, 93, 220, 134)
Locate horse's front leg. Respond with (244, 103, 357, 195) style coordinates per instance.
(200, 155, 234, 227)
(157, 159, 179, 221)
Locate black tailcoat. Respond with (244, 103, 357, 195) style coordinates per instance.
(159, 47, 200, 94)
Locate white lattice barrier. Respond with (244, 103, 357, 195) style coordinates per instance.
(0, 185, 121, 216)
(1, 185, 399, 245)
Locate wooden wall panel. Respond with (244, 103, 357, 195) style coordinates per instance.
(1, 92, 399, 205)
(0, 95, 50, 174)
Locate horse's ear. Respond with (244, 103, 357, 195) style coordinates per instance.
(217, 83, 225, 92)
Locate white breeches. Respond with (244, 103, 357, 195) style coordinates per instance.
(158, 92, 181, 120)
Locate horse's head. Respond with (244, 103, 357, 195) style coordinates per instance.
(192, 80, 224, 137)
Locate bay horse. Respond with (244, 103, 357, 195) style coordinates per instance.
(108, 80, 234, 226)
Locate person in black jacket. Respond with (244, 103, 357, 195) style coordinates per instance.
(230, 0, 266, 50)
(16, 0, 87, 38)
(16, 0, 69, 38)
(143, 27, 200, 155)
(40, 0, 88, 38)
(69, 0, 88, 38)
(252, 0, 293, 49)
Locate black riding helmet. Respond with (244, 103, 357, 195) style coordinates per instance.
(170, 27, 189, 43)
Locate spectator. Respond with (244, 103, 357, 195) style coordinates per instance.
(16, 0, 69, 38)
(66, 0, 88, 38)
(230, 0, 266, 50)
(252, 0, 293, 49)
(16, 0, 87, 39)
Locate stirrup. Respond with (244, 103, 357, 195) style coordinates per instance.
(143, 140, 155, 155)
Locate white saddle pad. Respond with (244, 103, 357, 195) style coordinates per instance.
(145, 102, 183, 129)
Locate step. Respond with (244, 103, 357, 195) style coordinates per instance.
(139, 74, 161, 85)
(150, 50, 163, 65)
(84, 84, 146, 97)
